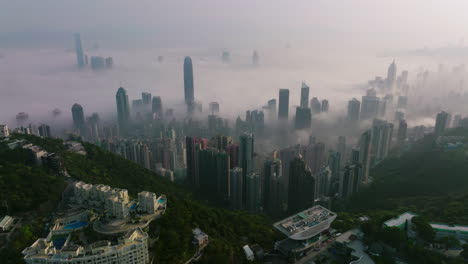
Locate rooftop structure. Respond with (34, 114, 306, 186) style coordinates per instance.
(0, 215, 14, 232)
(274, 205, 337, 240)
(382, 212, 417, 228)
(22, 228, 149, 264)
(192, 228, 209, 248)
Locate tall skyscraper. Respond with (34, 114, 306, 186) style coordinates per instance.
(267, 99, 277, 120)
(230, 167, 243, 210)
(434, 111, 449, 136)
(288, 156, 316, 212)
(295, 107, 311, 129)
(327, 151, 341, 182)
(347, 98, 361, 122)
(371, 119, 393, 165)
(453, 114, 462, 128)
(300, 82, 309, 108)
(245, 173, 260, 213)
(239, 133, 254, 205)
(183, 56, 194, 105)
(321, 100, 329, 113)
(71, 103, 85, 133)
(226, 144, 239, 169)
(278, 89, 290, 120)
(142, 92, 152, 105)
(38, 124, 51, 138)
(186, 137, 204, 188)
(359, 130, 372, 184)
(340, 164, 361, 198)
(361, 89, 380, 120)
(397, 119, 407, 146)
(310, 97, 321, 114)
(263, 159, 283, 215)
(74, 33, 85, 68)
(198, 148, 230, 200)
(116, 87, 130, 133)
(386, 60, 397, 90)
(336, 136, 346, 164)
(152, 96, 163, 117)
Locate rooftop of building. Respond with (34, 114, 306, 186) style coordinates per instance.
(430, 223, 468, 233)
(383, 212, 417, 228)
(274, 205, 336, 239)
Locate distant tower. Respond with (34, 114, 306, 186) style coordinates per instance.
(184, 56, 195, 105)
(397, 119, 407, 146)
(434, 111, 449, 136)
(310, 97, 321, 114)
(387, 60, 397, 90)
(152, 96, 163, 117)
(71, 103, 85, 133)
(321, 99, 329, 112)
(239, 133, 254, 206)
(278, 89, 290, 120)
(252, 50, 259, 66)
(347, 98, 360, 122)
(116, 87, 130, 133)
(300, 82, 309, 108)
(74, 33, 85, 68)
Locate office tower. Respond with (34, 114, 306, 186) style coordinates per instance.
(263, 159, 283, 216)
(310, 97, 321, 114)
(116, 87, 130, 133)
(294, 107, 311, 129)
(222, 50, 230, 64)
(347, 98, 361, 122)
(142, 92, 152, 105)
(394, 111, 405, 123)
(397, 119, 407, 146)
(300, 82, 309, 108)
(340, 164, 361, 198)
(288, 156, 316, 212)
(213, 135, 232, 151)
(453, 114, 462, 128)
(386, 60, 397, 90)
(252, 50, 259, 66)
(246, 110, 265, 135)
(226, 144, 239, 169)
(267, 99, 277, 120)
(74, 33, 85, 68)
(90, 56, 106, 70)
(245, 173, 260, 213)
(336, 136, 346, 164)
(105, 57, 113, 68)
(278, 89, 290, 120)
(278, 146, 299, 202)
(38, 124, 51, 138)
(230, 167, 243, 210)
(303, 142, 326, 175)
(87, 113, 100, 141)
(209, 102, 220, 115)
(397, 96, 408, 109)
(71, 103, 85, 134)
(434, 111, 449, 136)
(378, 98, 387, 117)
(239, 133, 254, 205)
(358, 130, 372, 184)
(446, 113, 452, 129)
(327, 151, 341, 182)
(371, 119, 393, 164)
(317, 166, 332, 197)
(152, 96, 163, 117)
(321, 100, 329, 113)
(351, 148, 360, 164)
(186, 137, 203, 188)
(132, 99, 144, 118)
(184, 56, 195, 105)
(198, 148, 230, 200)
(361, 89, 380, 120)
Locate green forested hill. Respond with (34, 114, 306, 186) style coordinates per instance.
(347, 130, 468, 224)
(0, 135, 279, 264)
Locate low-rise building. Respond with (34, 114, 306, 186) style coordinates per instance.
(0, 124, 9, 138)
(22, 228, 149, 264)
(0, 215, 14, 232)
(192, 228, 209, 248)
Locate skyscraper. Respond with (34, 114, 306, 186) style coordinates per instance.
(267, 99, 277, 120)
(245, 173, 260, 213)
(310, 97, 321, 114)
(358, 130, 372, 184)
(152, 96, 163, 117)
(278, 89, 290, 120)
(38, 124, 51, 138)
(294, 107, 311, 129)
(397, 119, 407, 147)
(300, 82, 309, 108)
(252, 50, 259, 66)
(321, 100, 329, 113)
(288, 156, 316, 212)
(239, 133, 254, 205)
(371, 119, 393, 165)
(386, 60, 397, 90)
(74, 33, 85, 68)
(184, 56, 194, 105)
(71, 103, 85, 133)
(434, 111, 449, 136)
(230, 167, 243, 210)
(361, 89, 380, 120)
(340, 164, 361, 198)
(116, 87, 130, 133)
(347, 98, 361, 122)
(142, 92, 152, 105)
(198, 148, 230, 200)
(263, 159, 283, 215)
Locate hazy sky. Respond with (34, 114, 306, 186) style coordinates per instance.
(1, 1, 468, 128)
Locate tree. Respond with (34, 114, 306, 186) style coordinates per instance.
(411, 216, 435, 242)
(438, 235, 460, 250)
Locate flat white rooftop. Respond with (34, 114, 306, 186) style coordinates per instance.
(430, 223, 468, 233)
(274, 205, 336, 240)
(383, 212, 417, 228)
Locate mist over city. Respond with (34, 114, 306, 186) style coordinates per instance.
(3, 1, 468, 264)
